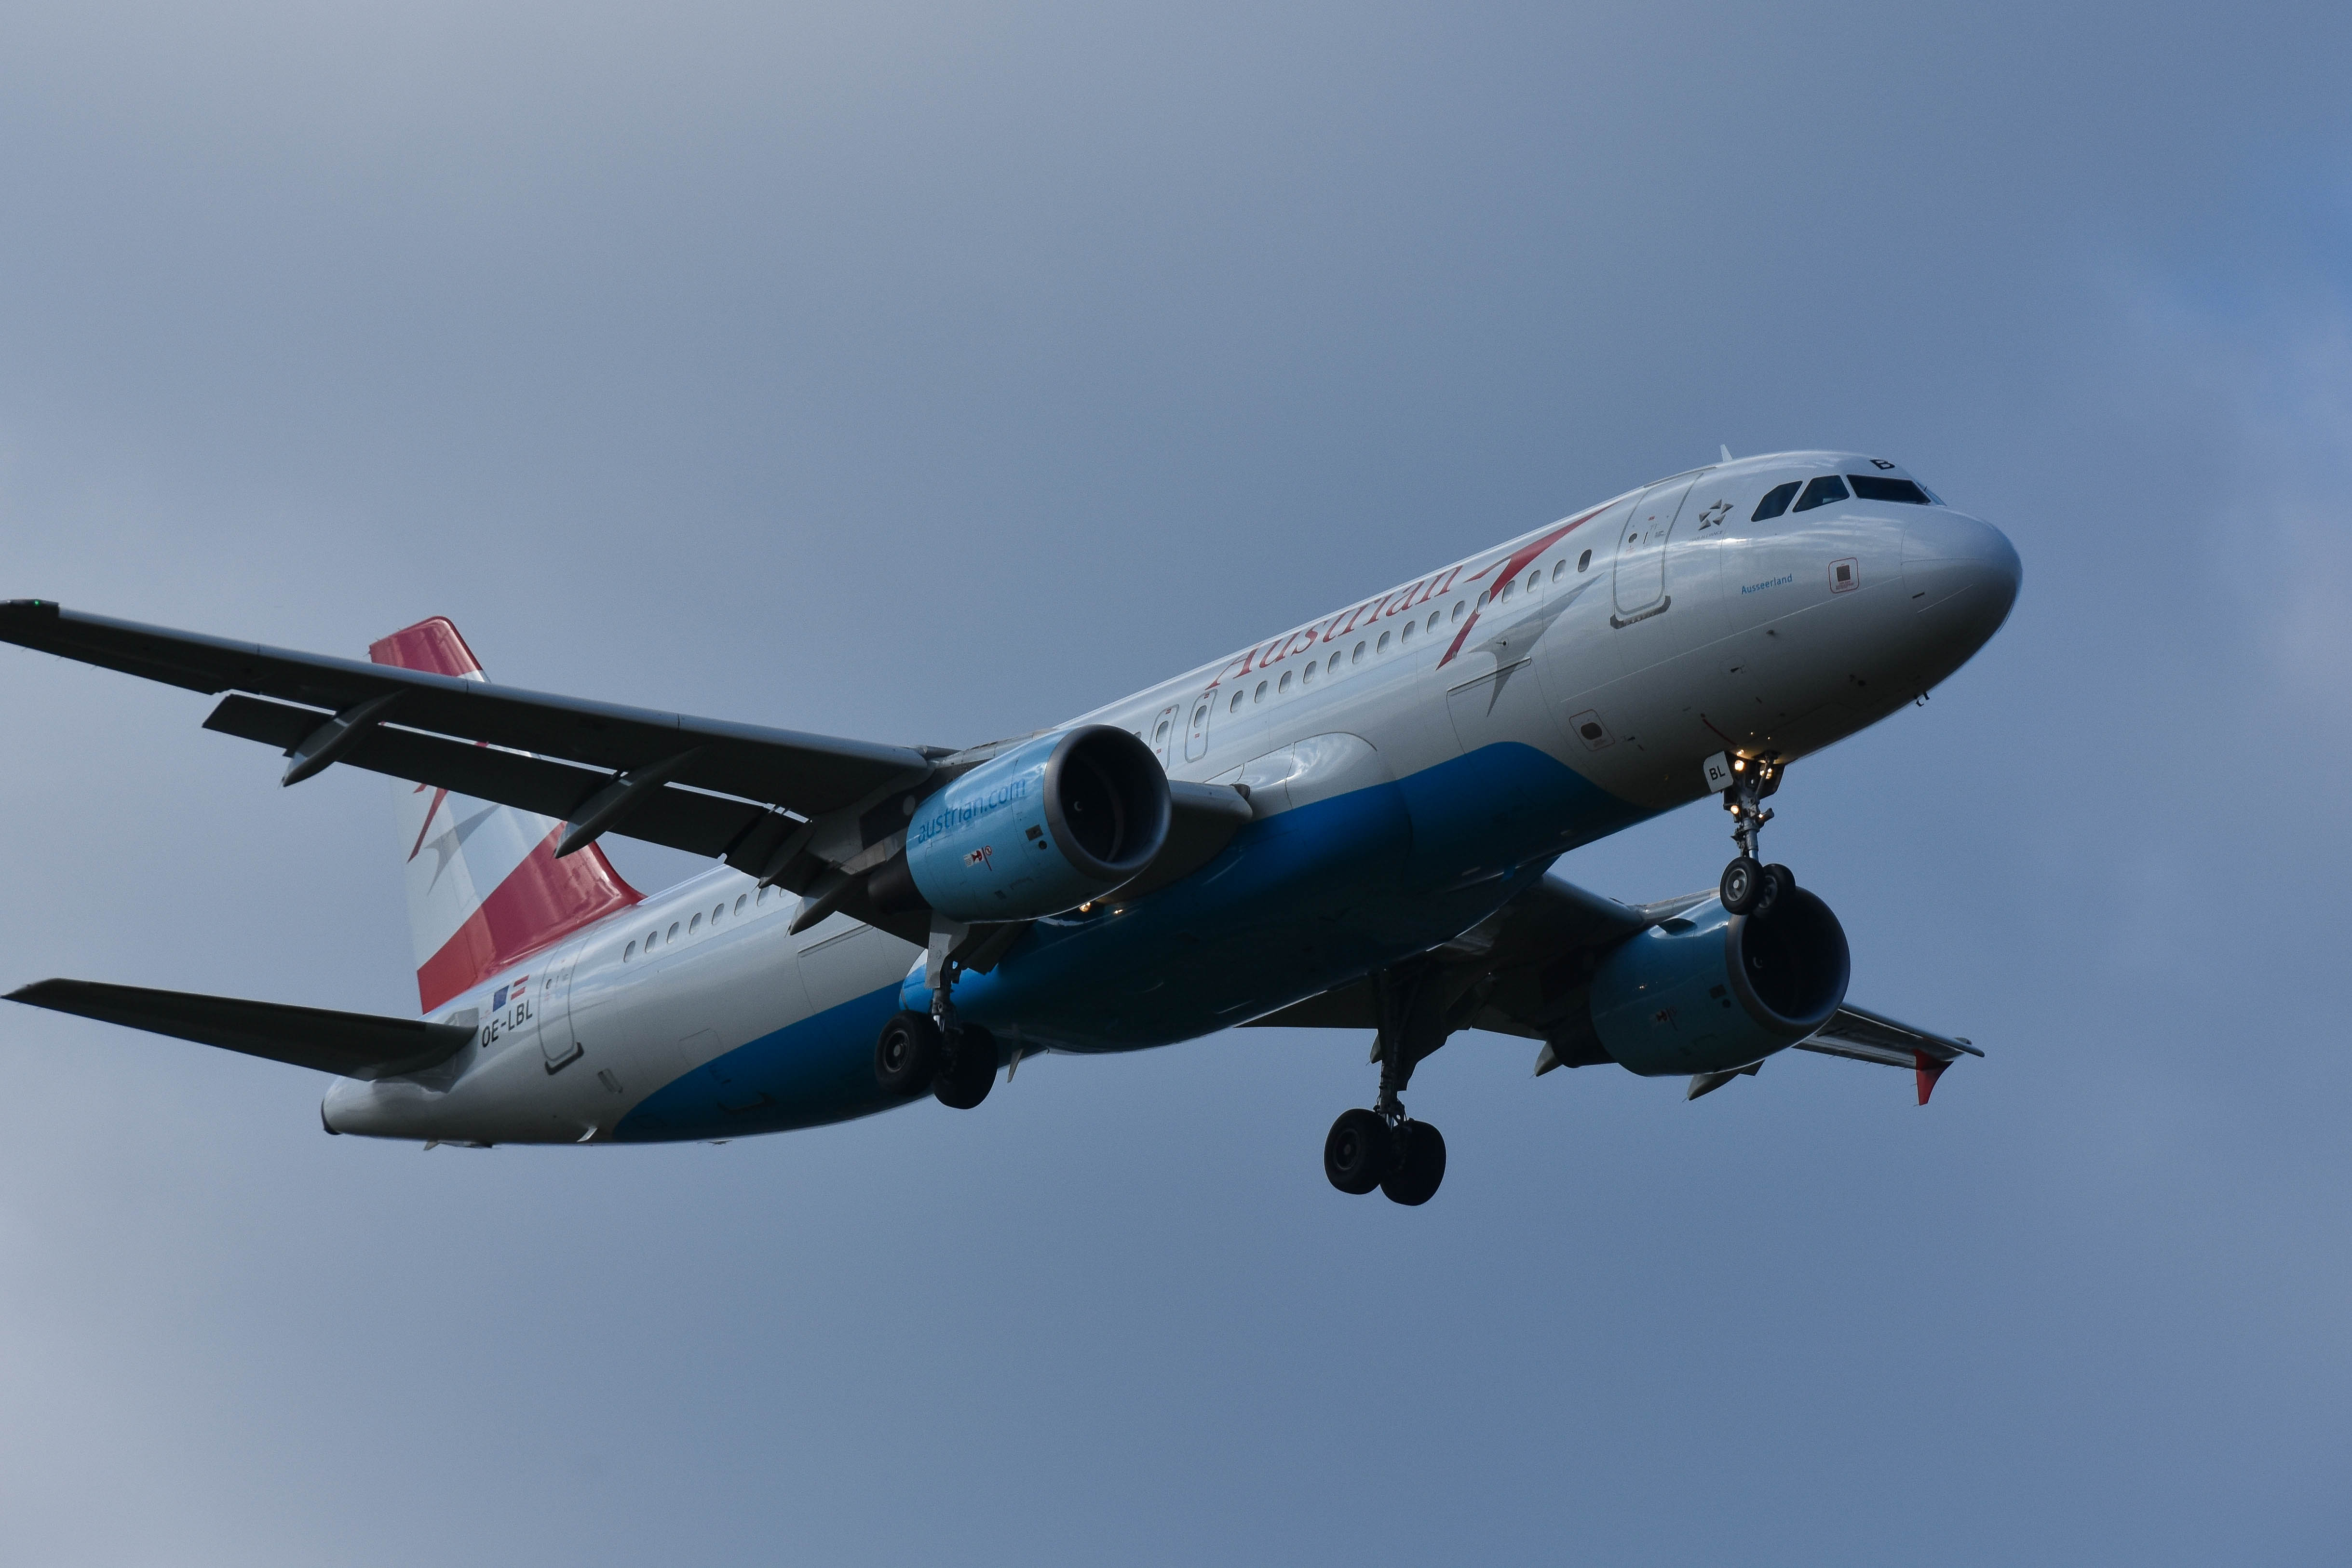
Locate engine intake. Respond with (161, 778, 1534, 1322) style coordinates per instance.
(879, 725, 1171, 923)
(1584, 887, 1850, 1077)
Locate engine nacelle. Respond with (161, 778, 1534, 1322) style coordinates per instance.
(1586, 887, 1850, 1076)
(876, 725, 1170, 923)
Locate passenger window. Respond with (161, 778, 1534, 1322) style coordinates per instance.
(756, 886, 769, 904)
(1254, 680, 1268, 703)
(1476, 590, 1489, 608)
(1327, 652, 1341, 675)
(1229, 690, 1243, 713)
(1352, 641, 1366, 663)
(1279, 670, 1293, 692)
(1792, 475, 1850, 513)
(1377, 631, 1392, 653)
(667, 922, 680, 941)
(1847, 474, 1931, 504)
(1551, 560, 1565, 581)
(624, 940, 637, 961)
(1578, 549, 1591, 571)
(736, 895, 748, 914)
(1751, 481, 1799, 521)
(1451, 601, 1465, 621)
(1500, 580, 1515, 602)
(1401, 620, 1417, 644)
(689, 913, 702, 933)
(715, 903, 726, 921)
(1301, 662, 1316, 685)
(1525, 570, 1539, 593)
(1426, 610, 1441, 633)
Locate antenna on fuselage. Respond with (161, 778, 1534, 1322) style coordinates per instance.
(1720, 444, 1735, 462)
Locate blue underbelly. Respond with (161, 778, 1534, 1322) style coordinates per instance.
(943, 741, 1646, 1049)
(613, 742, 1645, 1141)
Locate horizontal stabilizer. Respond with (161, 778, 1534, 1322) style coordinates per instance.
(7, 979, 477, 1081)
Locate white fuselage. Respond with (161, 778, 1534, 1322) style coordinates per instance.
(324, 451, 2019, 1145)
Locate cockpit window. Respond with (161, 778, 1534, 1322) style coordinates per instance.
(1792, 474, 1850, 513)
(1751, 481, 1799, 521)
(1848, 474, 1931, 504)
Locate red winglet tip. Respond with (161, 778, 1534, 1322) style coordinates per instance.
(1914, 1050, 1950, 1106)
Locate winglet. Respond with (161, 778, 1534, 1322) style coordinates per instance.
(1914, 1050, 1950, 1106)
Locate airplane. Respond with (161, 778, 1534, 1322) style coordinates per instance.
(1, 449, 2018, 1205)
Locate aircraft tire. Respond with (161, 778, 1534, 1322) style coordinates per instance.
(1324, 1108, 1393, 1195)
(875, 1010, 943, 1097)
(933, 1026, 999, 1110)
(1757, 863, 1795, 918)
(1380, 1120, 1446, 1206)
(1721, 855, 1764, 915)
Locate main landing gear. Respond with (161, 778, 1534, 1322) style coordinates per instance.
(1718, 752, 1796, 918)
(874, 927, 998, 1110)
(1324, 967, 1453, 1206)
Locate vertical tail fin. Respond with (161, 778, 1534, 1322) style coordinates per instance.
(372, 618, 642, 1013)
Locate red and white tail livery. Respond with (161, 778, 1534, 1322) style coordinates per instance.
(372, 618, 641, 1014)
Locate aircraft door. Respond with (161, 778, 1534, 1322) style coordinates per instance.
(1149, 704, 1180, 767)
(1611, 477, 1696, 624)
(1184, 690, 1214, 763)
(538, 939, 585, 1072)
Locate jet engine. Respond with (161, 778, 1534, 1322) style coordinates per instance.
(868, 725, 1170, 923)
(1585, 888, 1850, 1077)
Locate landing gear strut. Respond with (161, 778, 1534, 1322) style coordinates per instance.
(1323, 968, 1452, 1206)
(1718, 753, 1795, 918)
(873, 924, 999, 1109)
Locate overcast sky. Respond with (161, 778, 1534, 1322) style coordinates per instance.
(2, 2, 2349, 1563)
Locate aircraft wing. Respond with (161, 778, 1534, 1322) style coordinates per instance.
(1251, 870, 1979, 1102)
(1247, 871, 1713, 1033)
(0, 599, 939, 879)
(8, 978, 478, 1081)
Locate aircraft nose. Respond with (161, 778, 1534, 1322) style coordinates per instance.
(1901, 510, 2021, 637)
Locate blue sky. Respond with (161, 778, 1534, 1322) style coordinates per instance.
(2, 2, 2349, 1562)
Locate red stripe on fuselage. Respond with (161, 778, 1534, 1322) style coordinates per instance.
(415, 827, 641, 1013)
(1435, 505, 1609, 669)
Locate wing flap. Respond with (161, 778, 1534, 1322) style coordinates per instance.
(203, 694, 772, 860)
(8, 978, 478, 1080)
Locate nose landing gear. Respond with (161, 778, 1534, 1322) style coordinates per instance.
(1323, 967, 1454, 1206)
(1717, 753, 1795, 918)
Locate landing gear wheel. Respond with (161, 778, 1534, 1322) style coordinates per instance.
(1380, 1120, 1447, 1206)
(874, 1010, 942, 1097)
(933, 1025, 998, 1110)
(1324, 1108, 1393, 1195)
(1721, 855, 1764, 915)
